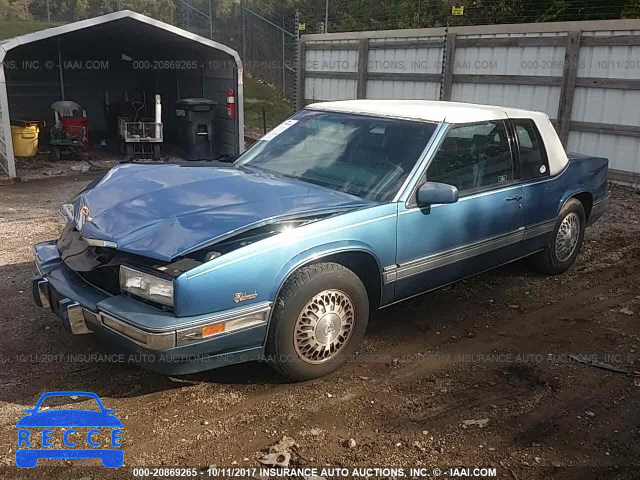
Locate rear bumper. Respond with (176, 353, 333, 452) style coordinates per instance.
(587, 194, 609, 226)
(32, 241, 270, 374)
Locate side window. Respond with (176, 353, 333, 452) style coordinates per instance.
(512, 119, 549, 180)
(427, 121, 513, 194)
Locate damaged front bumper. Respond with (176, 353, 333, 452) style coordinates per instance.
(32, 241, 270, 374)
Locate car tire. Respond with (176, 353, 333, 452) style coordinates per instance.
(528, 198, 586, 275)
(266, 262, 369, 382)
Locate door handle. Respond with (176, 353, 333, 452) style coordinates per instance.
(506, 195, 523, 202)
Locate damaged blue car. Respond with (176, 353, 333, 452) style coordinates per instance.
(32, 100, 609, 381)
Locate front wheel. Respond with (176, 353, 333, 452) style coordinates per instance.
(266, 262, 369, 381)
(529, 198, 586, 274)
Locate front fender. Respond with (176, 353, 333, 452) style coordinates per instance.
(273, 240, 384, 298)
(176, 204, 398, 317)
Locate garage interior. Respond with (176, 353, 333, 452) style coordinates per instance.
(1, 10, 243, 173)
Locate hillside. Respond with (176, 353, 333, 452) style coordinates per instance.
(0, 20, 56, 39)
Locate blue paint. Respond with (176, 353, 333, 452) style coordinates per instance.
(31, 112, 609, 376)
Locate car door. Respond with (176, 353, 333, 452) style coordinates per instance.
(508, 118, 558, 253)
(391, 120, 526, 301)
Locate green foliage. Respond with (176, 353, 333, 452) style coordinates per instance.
(3, 0, 637, 33)
(121, 0, 176, 23)
(243, 75, 294, 129)
(0, 0, 10, 21)
(248, 0, 639, 31)
(0, 19, 55, 37)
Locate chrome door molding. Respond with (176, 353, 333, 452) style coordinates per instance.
(384, 217, 558, 284)
(384, 227, 525, 284)
(522, 219, 556, 240)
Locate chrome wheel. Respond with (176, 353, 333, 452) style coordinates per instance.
(294, 289, 356, 364)
(555, 212, 580, 262)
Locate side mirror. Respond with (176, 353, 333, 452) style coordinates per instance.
(416, 182, 459, 206)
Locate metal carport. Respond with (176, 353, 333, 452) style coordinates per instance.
(0, 10, 244, 178)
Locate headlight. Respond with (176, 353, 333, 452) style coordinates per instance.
(119, 266, 174, 307)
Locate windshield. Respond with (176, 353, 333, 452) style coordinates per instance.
(237, 110, 437, 201)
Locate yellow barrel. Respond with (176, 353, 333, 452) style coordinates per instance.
(11, 124, 40, 157)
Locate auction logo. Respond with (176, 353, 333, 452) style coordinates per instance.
(15, 391, 123, 468)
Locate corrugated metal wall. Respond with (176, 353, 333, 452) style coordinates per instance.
(300, 20, 640, 183)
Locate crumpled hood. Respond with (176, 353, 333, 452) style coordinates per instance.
(74, 163, 370, 261)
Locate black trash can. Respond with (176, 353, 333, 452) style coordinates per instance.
(175, 98, 218, 160)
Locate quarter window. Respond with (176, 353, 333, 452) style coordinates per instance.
(512, 119, 548, 180)
(427, 121, 513, 193)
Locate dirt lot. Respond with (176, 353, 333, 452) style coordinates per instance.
(0, 173, 639, 480)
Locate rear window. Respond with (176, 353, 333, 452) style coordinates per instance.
(512, 119, 549, 180)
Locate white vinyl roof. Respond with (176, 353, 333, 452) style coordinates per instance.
(307, 99, 548, 124)
(307, 99, 569, 175)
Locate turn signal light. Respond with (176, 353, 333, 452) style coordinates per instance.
(202, 323, 225, 337)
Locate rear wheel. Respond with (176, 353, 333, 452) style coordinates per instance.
(266, 262, 369, 381)
(529, 198, 586, 274)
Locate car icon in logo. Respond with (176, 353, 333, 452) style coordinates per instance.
(15, 391, 123, 468)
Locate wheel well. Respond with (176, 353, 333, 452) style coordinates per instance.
(308, 251, 382, 309)
(573, 192, 593, 220)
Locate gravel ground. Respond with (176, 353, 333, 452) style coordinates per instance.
(0, 174, 638, 480)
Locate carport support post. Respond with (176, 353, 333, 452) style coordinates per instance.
(57, 39, 65, 100)
(0, 78, 17, 178)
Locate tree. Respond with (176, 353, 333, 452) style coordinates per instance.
(121, 0, 176, 23)
(0, 0, 10, 20)
(9, 0, 34, 20)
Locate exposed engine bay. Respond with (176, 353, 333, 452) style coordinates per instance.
(57, 213, 338, 296)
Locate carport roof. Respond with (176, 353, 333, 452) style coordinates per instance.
(0, 10, 242, 67)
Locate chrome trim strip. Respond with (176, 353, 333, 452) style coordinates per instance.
(103, 301, 273, 334)
(83, 237, 117, 248)
(384, 228, 525, 284)
(523, 219, 556, 240)
(382, 265, 397, 284)
(65, 302, 93, 335)
(176, 302, 272, 335)
(176, 309, 268, 345)
(100, 312, 176, 350)
(380, 248, 545, 309)
(36, 279, 49, 308)
(98, 302, 272, 350)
